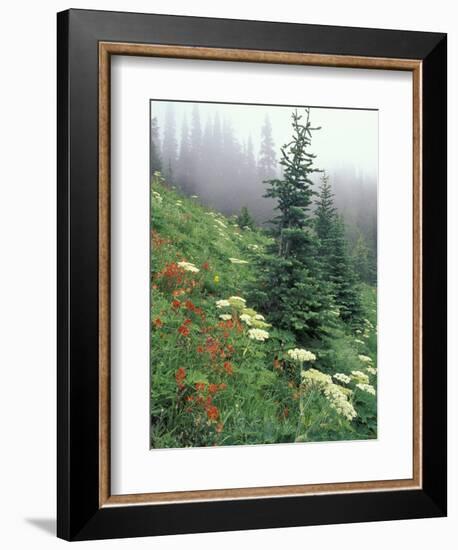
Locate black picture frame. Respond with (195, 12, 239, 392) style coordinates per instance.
(57, 8, 447, 541)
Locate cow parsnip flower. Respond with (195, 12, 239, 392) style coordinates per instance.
(301, 368, 331, 386)
(356, 383, 376, 396)
(177, 261, 199, 273)
(247, 328, 269, 341)
(323, 384, 357, 421)
(358, 354, 372, 363)
(240, 314, 253, 325)
(366, 366, 377, 375)
(216, 299, 230, 309)
(288, 348, 316, 363)
(219, 314, 232, 321)
(333, 373, 351, 384)
(351, 370, 370, 384)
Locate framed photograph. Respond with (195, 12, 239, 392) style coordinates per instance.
(57, 9, 447, 541)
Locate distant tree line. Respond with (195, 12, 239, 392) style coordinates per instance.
(150, 103, 376, 285)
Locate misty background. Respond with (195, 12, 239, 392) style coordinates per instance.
(150, 101, 378, 255)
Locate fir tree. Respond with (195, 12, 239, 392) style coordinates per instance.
(237, 206, 255, 230)
(162, 103, 178, 184)
(315, 175, 361, 322)
(258, 115, 277, 181)
(177, 115, 193, 193)
(150, 116, 162, 175)
(352, 232, 376, 284)
(250, 109, 333, 341)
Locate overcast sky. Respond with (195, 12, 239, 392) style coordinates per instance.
(150, 100, 378, 180)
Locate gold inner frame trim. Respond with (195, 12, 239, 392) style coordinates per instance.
(98, 41, 422, 507)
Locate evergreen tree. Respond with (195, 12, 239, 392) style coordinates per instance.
(315, 175, 361, 322)
(250, 109, 333, 341)
(177, 115, 193, 193)
(150, 116, 162, 175)
(258, 115, 277, 181)
(162, 103, 178, 183)
(352, 232, 376, 284)
(237, 206, 255, 230)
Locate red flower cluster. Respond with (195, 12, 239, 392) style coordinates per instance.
(175, 367, 186, 389)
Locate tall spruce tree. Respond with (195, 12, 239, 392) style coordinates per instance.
(177, 115, 193, 193)
(150, 116, 162, 175)
(352, 232, 376, 284)
(162, 103, 178, 184)
(258, 115, 277, 181)
(250, 109, 333, 341)
(315, 175, 361, 322)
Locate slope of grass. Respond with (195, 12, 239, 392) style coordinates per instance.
(150, 175, 377, 448)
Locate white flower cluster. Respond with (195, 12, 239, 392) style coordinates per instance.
(247, 328, 269, 341)
(254, 313, 265, 321)
(366, 366, 377, 375)
(177, 261, 199, 273)
(240, 313, 253, 326)
(287, 348, 316, 363)
(216, 299, 231, 309)
(358, 354, 372, 363)
(333, 373, 351, 384)
(301, 368, 331, 385)
(323, 384, 357, 421)
(351, 370, 370, 384)
(229, 258, 249, 265)
(354, 338, 364, 345)
(214, 218, 227, 229)
(356, 383, 376, 396)
(228, 296, 246, 308)
(247, 243, 260, 251)
(219, 314, 232, 321)
(152, 190, 163, 204)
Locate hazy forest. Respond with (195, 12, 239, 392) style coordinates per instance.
(150, 101, 377, 448)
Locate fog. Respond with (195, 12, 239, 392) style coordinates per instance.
(150, 100, 378, 250)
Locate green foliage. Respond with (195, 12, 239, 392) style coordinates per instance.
(150, 172, 377, 448)
(315, 174, 362, 323)
(237, 206, 256, 230)
(150, 117, 162, 174)
(250, 109, 333, 341)
(352, 231, 377, 284)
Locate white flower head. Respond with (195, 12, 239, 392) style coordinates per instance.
(216, 299, 231, 309)
(177, 261, 199, 273)
(356, 383, 376, 396)
(287, 348, 316, 363)
(248, 328, 269, 342)
(358, 354, 372, 363)
(229, 258, 249, 265)
(333, 373, 351, 385)
(240, 314, 253, 326)
(219, 314, 232, 321)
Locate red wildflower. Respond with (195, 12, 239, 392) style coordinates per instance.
(223, 362, 233, 375)
(195, 382, 206, 392)
(185, 300, 195, 311)
(208, 383, 219, 395)
(172, 300, 181, 309)
(216, 422, 224, 433)
(196, 346, 204, 353)
(153, 318, 163, 328)
(273, 359, 281, 370)
(219, 383, 227, 391)
(206, 405, 219, 422)
(183, 318, 192, 326)
(178, 325, 190, 337)
(201, 261, 210, 271)
(175, 367, 186, 389)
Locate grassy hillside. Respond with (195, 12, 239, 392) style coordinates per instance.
(150, 174, 377, 448)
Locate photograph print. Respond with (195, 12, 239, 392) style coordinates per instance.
(150, 100, 378, 449)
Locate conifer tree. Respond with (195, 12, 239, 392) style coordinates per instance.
(258, 115, 277, 181)
(352, 232, 376, 284)
(177, 115, 193, 193)
(150, 116, 162, 175)
(250, 109, 333, 341)
(162, 104, 178, 183)
(237, 206, 255, 230)
(315, 175, 361, 322)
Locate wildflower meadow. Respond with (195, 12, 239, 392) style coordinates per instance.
(150, 103, 377, 448)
